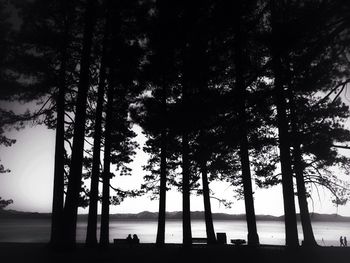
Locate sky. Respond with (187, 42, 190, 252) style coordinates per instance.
(0, 114, 349, 216)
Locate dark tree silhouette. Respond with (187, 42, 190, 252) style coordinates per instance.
(180, 4, 194, 246)
(288, 90, 317, 247)
(86, 3, 111, 246)
(269, 0, 299, 247)
(232, 0, 260, 246)
(99, 0, 142, 245)
(50, 0, 71, 246)
(149, 0, 175, 246)
(99, 74, 114, 246)
(62, 0, 96, 245)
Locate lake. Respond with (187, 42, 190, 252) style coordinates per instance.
(0, 219, 349, 246)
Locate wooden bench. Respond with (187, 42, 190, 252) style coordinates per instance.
(192, 237, 208, 244)
(230, 239, 246, 246)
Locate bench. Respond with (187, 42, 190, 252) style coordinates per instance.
(192, 237, 208, 244)
(230, 239, 246, 246)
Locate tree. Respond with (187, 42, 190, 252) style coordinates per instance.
(151, 0, 173, 246)
(99, 74, 113, 246)
(50, 0, 71, 246)
(132, 0, 184, 246)
(2, 0, 78, 236)
(231, 0, 260, 246)
(288, 90, 317, 247)
(269, 0, 299, 247)
(99, 0, 142, 245)
(62, 0, 96, 245)
(86, 2, 111, 246)
(179, 0, 196, 245)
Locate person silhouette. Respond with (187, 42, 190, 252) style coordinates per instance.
(340, 236, 344, 247)
(344, 236, 347, 247)
(133, 234, 140, 244)
(126, 234, 132, 243)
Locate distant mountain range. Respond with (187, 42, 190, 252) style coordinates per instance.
(1, 209, 350, 222)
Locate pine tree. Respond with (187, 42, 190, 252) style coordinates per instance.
(86, 3, 111, 246)
(62, 0, 96, 245)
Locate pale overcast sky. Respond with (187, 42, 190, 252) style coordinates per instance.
(0, 121, 349, 216)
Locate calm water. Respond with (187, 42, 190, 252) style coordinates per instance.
(0, 218, 349, 246)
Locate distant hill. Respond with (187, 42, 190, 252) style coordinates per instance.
(0, 209, 51, 219)
(1, 209, 349, 222)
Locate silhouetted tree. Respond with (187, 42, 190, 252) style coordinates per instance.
(62, 0, 96, 245)
(50, 0, 72, 246)
(269, 0, 299, 247)
(99, 0, 142, 245)
(149, 0, 175, 246)
(2, 0, 83, 246)
(180, 0, 196, 245)
(99, 74, 113, 246)
(232, 0, 260, 246)
(86, 2, 111, 246)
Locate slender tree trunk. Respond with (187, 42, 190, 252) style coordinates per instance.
(270, 28, 299, 248)
(233, 8, 259, 246)
(100, 81, 114, 247)
(270, 0, 299, 247)
(182, 131, 192, 246)
(273, 66, 299, 247)
(237, 116, 260, 246)
(288, 90, 317, 247)
(156, 86, 167, 246)
(200, 153, 216, 244)
(181, 51, 192, 246)
(271, 62, 299, 247)
(62, 0, 95, 246)
(86, 11, 110, 246)
(50, 3, 68, 244)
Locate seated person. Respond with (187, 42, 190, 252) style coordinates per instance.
(126, 234, 132, 245)
(132, 234, 140, 244)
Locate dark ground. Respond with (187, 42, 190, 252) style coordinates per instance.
(0, 243, 349, 263)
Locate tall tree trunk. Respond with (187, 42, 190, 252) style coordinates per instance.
(237, 115, 260, 246)
(273, 65, 299, 248)
(200, 151, 216, 244)
(233, 5, 259, 246)
(156, 85, 167, 246)
(288, 90, 317, 247)
(270, 0, 299, 247)
(62, 0, 95, 246)
(271, 61, 299, 247)
(99, 81, 114, 247)
(181, 49, 192, 246)
(182, 131, 192, 246)
(86, 10, 110, 246)
(50, 1, 68, 244)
